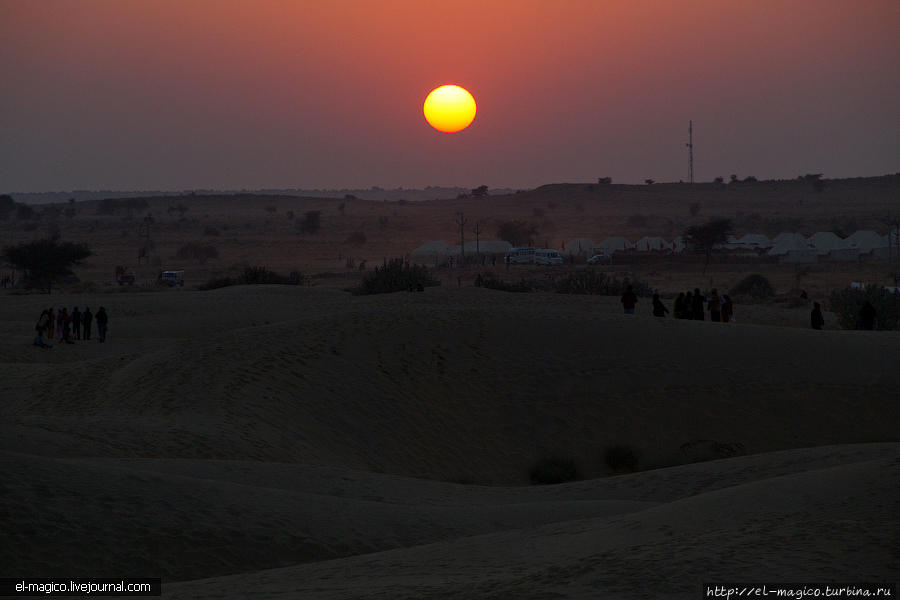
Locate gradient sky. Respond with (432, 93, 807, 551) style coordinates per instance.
(2, 0, 898, 192)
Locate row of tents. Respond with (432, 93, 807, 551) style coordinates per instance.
(412, 231, 898, 264)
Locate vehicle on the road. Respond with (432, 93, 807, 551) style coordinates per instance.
(534, 249, 564, 265)
(505, 247, 536, 265)
(159, 270, 185, 287)
(587, 253, 612, 265)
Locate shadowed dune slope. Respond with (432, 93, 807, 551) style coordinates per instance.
(1, 287, 898, 484)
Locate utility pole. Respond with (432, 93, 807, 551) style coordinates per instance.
(455, 212, 467, 262)
(685, 120, 694, 184)
(473, 221, 482, 257)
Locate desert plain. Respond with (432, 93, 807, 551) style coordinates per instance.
(1, 177, 898, 598)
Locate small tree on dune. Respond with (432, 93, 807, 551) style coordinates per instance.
(684, 218, 733, 273)
(2, 235, 92, 293)
(471, 185, 489, 197)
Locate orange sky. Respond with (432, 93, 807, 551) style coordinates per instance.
(1, 0, 898, 190)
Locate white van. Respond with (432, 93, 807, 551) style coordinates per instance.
(505, 247, 536, 264)
(534, 249, 564, 265)
(160, 270, 185, 287)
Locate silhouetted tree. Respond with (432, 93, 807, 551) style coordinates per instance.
(2, 235, 92, 293)
(644, 179, 654, 185)
(684, 218, 733, 273)
(713, 176, 724, 184)
(471, 185, 489, 197)
(0, 194, 14, 220)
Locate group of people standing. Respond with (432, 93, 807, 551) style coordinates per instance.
(621, 286, 734, 322)
(34, 306, 108, 348)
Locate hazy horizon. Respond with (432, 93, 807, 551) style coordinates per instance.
(2, 0, 898, 192)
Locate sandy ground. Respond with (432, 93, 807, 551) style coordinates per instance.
(1, 285, 897, 598)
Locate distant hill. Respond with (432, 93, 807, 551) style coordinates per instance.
(10, 186, 520, 205)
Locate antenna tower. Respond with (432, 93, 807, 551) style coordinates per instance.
(685, 120, 694, 184)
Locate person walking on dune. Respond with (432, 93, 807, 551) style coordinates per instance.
(34, 309, 52, 348)
(621, 285, 638, 315)
(721, 294, 734, 323)
(47, 308, 55, 340)
(71, 306, 82, 340)
(691, 288, 705, 321)
(58, 308, 72, 343)
(673, 292, 686, 319)
(683, 291, 693, 319)
(96, 307, 109, 342)
(708, 289, 722, 322)
(82, 307, 93, 340)
(810, 302, 825, 330)
(652, 293, 668, 317)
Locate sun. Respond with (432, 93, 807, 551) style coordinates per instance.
(423, 85, 476, 133)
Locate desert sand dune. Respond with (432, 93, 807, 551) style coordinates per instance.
(1, 285, 897, 597)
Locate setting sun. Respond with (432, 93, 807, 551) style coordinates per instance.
(423, 85, 476, 133)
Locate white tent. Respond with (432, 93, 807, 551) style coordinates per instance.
(635, 236, 669, 252)
(737, 234, 772, 249)
(767, 233, 809, 256)
(596, 237, 633, 253)
(564, 238, 595, 256)
(807, 231, 847, 256)
(670, 236, 688, 253)
(844, 230, 888, 253)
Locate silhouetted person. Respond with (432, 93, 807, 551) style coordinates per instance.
(48, 308, 56, 340)
(71, 306, 82, 340)
(82, 307, 93, 340)
(96, 307, 109, 342)
(621, 285, 638, 315)
(708, 289, 721, 322)
(34, 309, 52, 348)
(810, 302, 825, 330)
(858, 301, 876, 330)
(58, 308, 72, 343)
(684, 291, 693, 319)
(652, 293, 668, 317)
(673, 292, 686, 319)
(416, 282, 424, 292)
(691, 288, 705, 321)
(721, 295, 734, 323)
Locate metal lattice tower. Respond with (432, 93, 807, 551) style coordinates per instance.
(686, 120, 694, 184)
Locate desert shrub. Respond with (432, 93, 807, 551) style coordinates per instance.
(626, 214, 647, 228)
(828, 286, 900, 330)
(175, 242, 219, 263)
(604, 445, 639, 473)
(351, 259, 439, 295)
(198, 267, 305, 290)
(730, 274, 774, 299)
(555, 270, 652, 297)
(528, 456, 579, 485)
(345, 231, 366, 246)
(297, 210, 321, 234)
(397, 198, 408, 206)
(203, 226, 220, 236)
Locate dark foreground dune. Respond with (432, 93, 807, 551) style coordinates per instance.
(1, 285, 897, 597)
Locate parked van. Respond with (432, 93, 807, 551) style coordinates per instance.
(159, 270, 185, 287)
(534, 249, 564, 265)
(505, 247, 535, 264)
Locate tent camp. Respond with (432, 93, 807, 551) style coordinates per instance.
(767, 233, 809, 256)
(844, 230, 888, 254)
(596, 237, 634, 253)
(635, 236, 669, 252)
(565, 238, 595, 256)
(737, 234, 772, 249)
(670, 236, 688, 253)
(807, 232, 846, 255)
